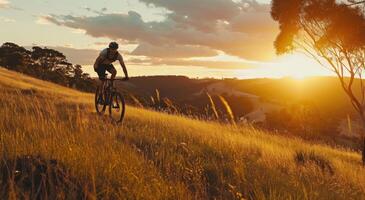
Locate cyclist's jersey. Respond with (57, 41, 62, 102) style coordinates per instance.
(99, 48, 123, 65)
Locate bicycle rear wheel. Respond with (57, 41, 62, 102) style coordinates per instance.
(109, 92, 126, 123)
(95, 86, 107, 114)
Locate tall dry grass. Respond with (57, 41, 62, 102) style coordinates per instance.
(218, 95, 236, 125)
(0, 89, 187, 199)
(206, 92, 219, 120)
(0, 68, 365, 199)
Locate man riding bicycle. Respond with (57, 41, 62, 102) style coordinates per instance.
(94, 42, 129, 83)
(93, 42, 128, 122)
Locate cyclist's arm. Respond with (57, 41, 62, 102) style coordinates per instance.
(93, 55, 103, 70)
(118, 54, 129, 78)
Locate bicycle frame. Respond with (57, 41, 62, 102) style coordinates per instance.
(95, 77, 127, 123)
(104, 78, 124, 94)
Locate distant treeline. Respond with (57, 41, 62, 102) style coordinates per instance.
(0, 42, 96, 92)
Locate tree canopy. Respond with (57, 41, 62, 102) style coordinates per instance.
(271, 0, 365, 55)
(0, 42, 96, 92)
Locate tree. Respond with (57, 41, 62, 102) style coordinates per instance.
(31, 47, 73, 85)
(69, 64, 96, 92)
(0, 42, 32, 72)
(0, 42, 96, 92)
(271, 0, 365, 165)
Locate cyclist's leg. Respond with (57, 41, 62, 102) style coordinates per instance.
(106, 64, 117, 86)
(96, 65, 107, 103)
(101, 79, 107, 92)
(96, 64, 107, 81)
(102, 80, 109, 104)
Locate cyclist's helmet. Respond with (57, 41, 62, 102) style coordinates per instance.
(109, 42, 119, 50)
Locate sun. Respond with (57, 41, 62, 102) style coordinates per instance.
(291, 73, 307, 80)
(232, 53, 331, 80)
(272, 53, 331, 79)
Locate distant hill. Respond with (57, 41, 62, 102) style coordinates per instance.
(121, 76, 353, 116)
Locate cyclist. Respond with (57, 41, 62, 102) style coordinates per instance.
(94, 41, 129, 83)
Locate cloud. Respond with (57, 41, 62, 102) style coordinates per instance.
(0, 16, 15, 23)
(45, 0, 278, 61)
(82, 6, 108, 15)
(47, 46, 100, 65)
(71, 29, 86, 34)
(52, 11, 153, 42)
(140, 0, 240, 31)
(0, 0, 9, 8)
(94, 42, 109, 46)
(0, 0, 21, 10)
(131, 43, 219, 58)
(151, 58, 255, 69)
(230, 6, 276, 33)
(128, 57, 255, 69)
(36, 15, 53, 25)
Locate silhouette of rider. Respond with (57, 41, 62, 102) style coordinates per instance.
(93, 42, 129, 82)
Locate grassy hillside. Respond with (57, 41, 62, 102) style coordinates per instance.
(0, 67, 364, 199)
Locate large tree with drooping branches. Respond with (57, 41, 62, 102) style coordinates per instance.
(271, 0, 365, 165)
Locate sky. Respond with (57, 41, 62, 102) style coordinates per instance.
(0, 0, 333, 79)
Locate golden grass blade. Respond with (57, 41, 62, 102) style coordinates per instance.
(129, 94, 144, 108)
(155, 89, 160, 104)
(206, 92, 219, 120)
(219, 95, 235, 125)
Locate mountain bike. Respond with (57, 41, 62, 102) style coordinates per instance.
(95, 77, 127, 123)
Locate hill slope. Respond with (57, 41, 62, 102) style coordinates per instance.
(0, 67, 364, 199)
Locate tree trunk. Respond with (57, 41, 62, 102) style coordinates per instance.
(363, 136, 365, 166)
(359, 115, 365, 166)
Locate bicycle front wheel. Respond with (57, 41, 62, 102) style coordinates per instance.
(95, 86, 107, 114)
(109, 92, 126, 123)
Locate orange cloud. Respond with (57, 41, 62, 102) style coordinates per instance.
(45, 0, 278, 61)
(131, 43, 219, 58)
(128, 57, 255, 69)
(0, 0, 9, 8)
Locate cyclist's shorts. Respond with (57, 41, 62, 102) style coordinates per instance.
(95, 64, 116, 80)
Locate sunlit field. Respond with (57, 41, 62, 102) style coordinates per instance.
(1, 67, 365, 199)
